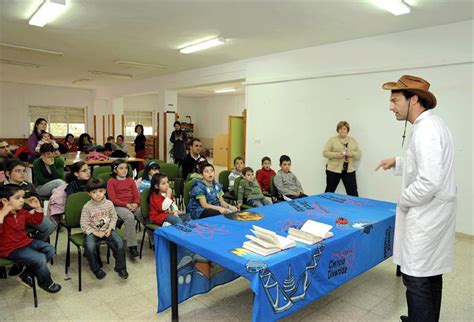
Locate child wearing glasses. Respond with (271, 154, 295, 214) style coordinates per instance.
(65, 162, 92, 196)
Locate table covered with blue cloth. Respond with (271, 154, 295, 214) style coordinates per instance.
(154, 193, 396, 321)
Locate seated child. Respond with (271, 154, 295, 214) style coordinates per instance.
(80, 178, 128, 280)
(106, 136, 117, 150)
(136, 161, 160, 193)
(65, 161, 91, 196)
(0, 184, 61, 293)
(238, 167, 272, 208)
(274, 155, 307, 200)
(107, 159, 143, 258)
(4, 159, 56, 242)
(228, 156, 245, 192)
(256, 156, 276, 196)
(116, 135, 128, 155)
(188, 163, 238, 219)
(149, 173, 191, 226)
(35, 131, 59, 153)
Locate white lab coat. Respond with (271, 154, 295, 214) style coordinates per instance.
(393, 110, 456, 277)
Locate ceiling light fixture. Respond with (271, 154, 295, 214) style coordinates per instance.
(89, 70, 133, 79)
(29, 0, 66, 27)
(214, 88, 236, 94)
(373, 0, 410, 16)
(115, 60, 166, 69)
(180, 37, 226, 54)
(0, 42, 63, 56)
(0, 59, 40, 68)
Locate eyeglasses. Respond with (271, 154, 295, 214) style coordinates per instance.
(79, 168, 91, 173)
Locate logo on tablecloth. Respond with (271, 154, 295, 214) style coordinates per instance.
(172, 222, 231, 239)
(328, 243, 355, 279)
(245, 244, 325, 314)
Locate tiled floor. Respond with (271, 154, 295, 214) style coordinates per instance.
(1, 233, 472, 321)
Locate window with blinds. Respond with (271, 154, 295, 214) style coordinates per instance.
(29, 106, 86, 138)
(124, 110, 153, 140)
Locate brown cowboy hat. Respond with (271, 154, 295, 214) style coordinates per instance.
(382, 75, 437, 109)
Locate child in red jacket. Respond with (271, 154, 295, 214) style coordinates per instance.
(107, 159, 143, 258)
(149, 174, 191, 226)
(0, 184, 61, 293)
(256, 156, 276, 196)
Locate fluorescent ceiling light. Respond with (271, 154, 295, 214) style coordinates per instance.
(374, 0, 410, 16)
(0, 42, 63, 56)
(180, 37, 226, 54)
(29, 0, 66, 27)
(214, 88, 236, 94)
(89, 70, 133, 79)
(72, 79, 90, 85)
(0, 59, 40, 68)
(115, 60, 166, 69)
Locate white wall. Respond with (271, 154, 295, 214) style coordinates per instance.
(245, 21, 473, 235)
(123, 93, 159, 112)
(177, 94, 245, 142)
(0, 81, 94, 138)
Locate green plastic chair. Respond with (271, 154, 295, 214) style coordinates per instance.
(0, 258, 38, 307)
(139, 189, 159, 259)
(218, 170, 236, 203)
(97, 172, 112, 184)
(64, 192, 124, 291)
(234, 177, 251, 210)
(183, 179, 196, 211)
(63, 192, 90, 291)
(92, 165, 111, 178)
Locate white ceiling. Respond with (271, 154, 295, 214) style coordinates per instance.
(0, 0, 472, 90)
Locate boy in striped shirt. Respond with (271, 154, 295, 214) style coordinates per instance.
(80, 178, 128, 280)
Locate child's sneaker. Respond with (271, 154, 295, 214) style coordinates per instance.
(93, 269, 106, 280)
(40, 282, 62, 293)
(114, 267, 129, 279)
(17, 272, 33, 289)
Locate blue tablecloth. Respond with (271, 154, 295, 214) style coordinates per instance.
(155, 193, 396, 321)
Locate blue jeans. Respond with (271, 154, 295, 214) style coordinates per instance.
(246, 198, 272, 208)
(84, 231, 126, 273)
(28, 216, 56, 241)
(402, 273, 443, 322)
(7, 239, 55, 288)
(164, 213, 192, 225)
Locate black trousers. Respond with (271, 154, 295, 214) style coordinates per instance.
(402, 273, 443, 322)
(324, 170, 358, 196)
(284, 194, 308, 200)
(200, 209, 221, 219)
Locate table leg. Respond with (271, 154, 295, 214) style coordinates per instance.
(170, 241, 179, 322)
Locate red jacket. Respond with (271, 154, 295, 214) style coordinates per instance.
(256, 168, 276, 193)
(149, 192, 175, 225)
(0, 209, 44, 258)
(107, 177, 140, 208)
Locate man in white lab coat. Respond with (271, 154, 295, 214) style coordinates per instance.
(376, 75, 456, 322)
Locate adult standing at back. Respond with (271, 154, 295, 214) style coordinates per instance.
(181, 138, 207, 180)
(376, 75, 456, 322)
(133, 124, 147, 170)
(28, 118, 50, 161)
(322, 121, 361, 196)
(170, 121, 187, 166)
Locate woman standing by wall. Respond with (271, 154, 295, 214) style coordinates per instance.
(134, 124, 147, 170)
(170, 121, 187, 166)
(322, 121, 361, 196)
